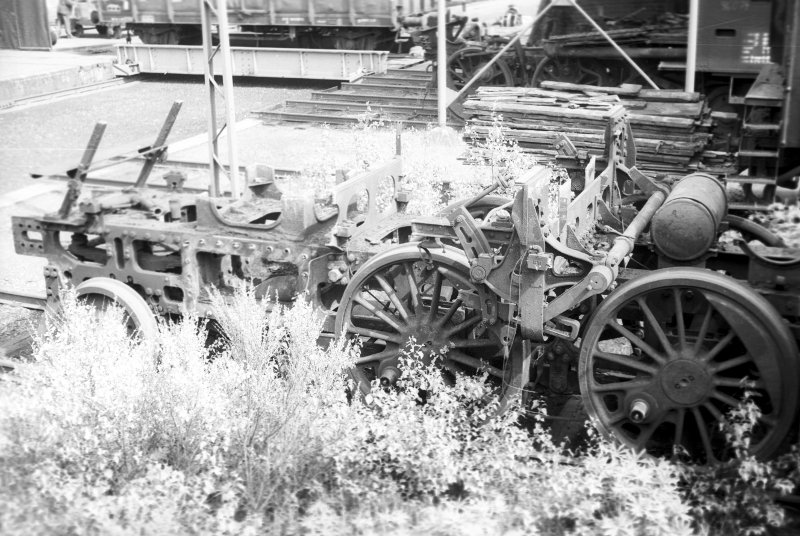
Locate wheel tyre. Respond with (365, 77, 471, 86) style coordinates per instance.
(76, 277, 158, 341)
(96, 24, 109, 37)
(72, 23, 84, 37)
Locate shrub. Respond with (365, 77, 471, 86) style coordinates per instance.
(679, 397, 797, 535)
(0, 288, 702, 535)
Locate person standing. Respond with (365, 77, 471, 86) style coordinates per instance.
(57, 0, 74, 38)
(503, 5, 521, 27)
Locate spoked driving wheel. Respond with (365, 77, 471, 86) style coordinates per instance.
(447, 47, 515, 91)
(579, 268, 799, 462)
(335, 243, 515, 410)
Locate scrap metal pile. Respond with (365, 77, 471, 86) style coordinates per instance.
(463, 82, 713, 176)
(10, 100, 800, 466)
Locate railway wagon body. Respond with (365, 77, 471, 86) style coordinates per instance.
(530, 0, 774, 87)
(101, 0, 430, 49)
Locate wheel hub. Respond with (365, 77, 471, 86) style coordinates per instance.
(659, 359, 711, 406)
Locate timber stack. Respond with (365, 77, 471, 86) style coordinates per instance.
(462, 81, 714, 177)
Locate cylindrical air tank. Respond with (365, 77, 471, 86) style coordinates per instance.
(650, 173, 727, 262)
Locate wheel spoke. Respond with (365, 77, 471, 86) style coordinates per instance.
(673, 288, 686, 350)
(446, 350, 504, 378)
(593, 350, 658, 375)
(347, 325, 405, 345)
(632, 421, 660, 450)
(673, 408, 686, 451)
(444, 314, 482, 338)
(636, 297, 677, 358)
(437, 297, 463, 327)
(700, 331, 736, 363)
(713, 376, 765, 389)
(590, 377, 652, 393)
(759, 413, 778, 427)
(375, 274, 410, 323)
(709, 354, 751, 374)
(404, 263, 420, 313)
(701, 402, 724, 425)
(607, 411, 628, 426)
(427, 270, 443, 322)
(354, 294, 403, 333)
(711, 389, 745, 410)
(693, 305, 714, 353)
(691, 407, 717, 462)
(606, 321, 668, 365)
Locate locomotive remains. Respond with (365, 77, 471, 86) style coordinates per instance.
(11, 95, 800, 465)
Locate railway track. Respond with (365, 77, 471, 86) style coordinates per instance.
(257, 64, 459, 127)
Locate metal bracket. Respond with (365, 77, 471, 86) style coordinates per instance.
(616, 164, 667, 197)
(448, 204, 495, 280)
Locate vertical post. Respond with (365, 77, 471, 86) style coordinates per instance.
(437, 0, 446, 127)
(201, 0, 241, 198)
(685, 0, 699, 92)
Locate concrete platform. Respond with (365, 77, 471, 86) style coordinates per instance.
(0, 34, 127, 106)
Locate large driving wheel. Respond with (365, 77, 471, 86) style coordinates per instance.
(447, 47, 515, 91)
(579, 268, 799, 462)
(76, 277, 158, 341)
(335, 244, 518, 411)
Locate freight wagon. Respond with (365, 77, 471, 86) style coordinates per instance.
(100, 0, 435, 49)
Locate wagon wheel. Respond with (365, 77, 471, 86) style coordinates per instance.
(335, 243, 520, 413)
(446, 47, 515, 91)
(579, 268, 799, 462)
(76, 277, 158, 341)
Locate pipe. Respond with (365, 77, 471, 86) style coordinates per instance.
(685, 0, 699, 92)
(606, 189, 667, 266)
(437, 0, 446, 127)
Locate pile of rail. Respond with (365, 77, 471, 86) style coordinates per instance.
(541, 18, 687, 49)
(462, 81, 712, 176)
(257, 67, 446, 127)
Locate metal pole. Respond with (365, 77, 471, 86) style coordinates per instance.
(453, 1, 555, 102)
(685, 0, 699, 92)
(437, 0, 446, 127)
(216, 1, 241, 198)
(566, 0, 659, 90)
(201, 0, 241, 198)
(201, 0, 220, 197)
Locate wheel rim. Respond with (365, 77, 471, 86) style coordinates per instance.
(335, 244, 508, 401)
(579, 268, 799, 462)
